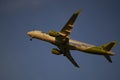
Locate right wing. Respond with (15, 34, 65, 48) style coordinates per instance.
(56, 10, 82, 44)
(59, 10, 82, 38)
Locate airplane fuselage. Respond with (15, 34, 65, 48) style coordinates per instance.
(27, 10, 117, 67)
(27, 30, 114, 56)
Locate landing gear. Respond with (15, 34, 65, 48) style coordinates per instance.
(30, 38, 32, 41)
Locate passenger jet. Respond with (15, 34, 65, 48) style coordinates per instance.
(27, 10, 117, 68)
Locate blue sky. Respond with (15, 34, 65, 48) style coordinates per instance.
(0, 0, 120, 80)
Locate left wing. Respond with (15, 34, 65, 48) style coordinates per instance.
(59, 10, 82, 38)
(63, 48, 80, 68)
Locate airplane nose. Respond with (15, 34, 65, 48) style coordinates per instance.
(27, 32, 30, 35)
(27, 31, 32, 36)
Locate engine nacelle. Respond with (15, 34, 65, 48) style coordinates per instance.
(48, 30, 59, 37)
(52, 48, 62, 55)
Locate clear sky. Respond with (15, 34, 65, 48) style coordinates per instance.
(0, 0, 120, 80)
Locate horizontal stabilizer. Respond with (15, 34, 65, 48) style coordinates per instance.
(104, 55, 112, 63)
(102, 41, 117, 51)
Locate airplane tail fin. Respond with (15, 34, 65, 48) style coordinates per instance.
(102, 41, 117, 51)
(102, 41, 117, 63)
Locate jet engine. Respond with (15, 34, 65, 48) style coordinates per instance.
(52, 48, 62, 55)
(48, 30, 59, 37)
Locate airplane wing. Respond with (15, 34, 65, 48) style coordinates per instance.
(59, 10, 82, 38)
(56, 10, 81, 67)
(64, 48, 80, 68)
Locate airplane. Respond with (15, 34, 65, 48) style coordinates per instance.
(27, 10, 117, 68)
